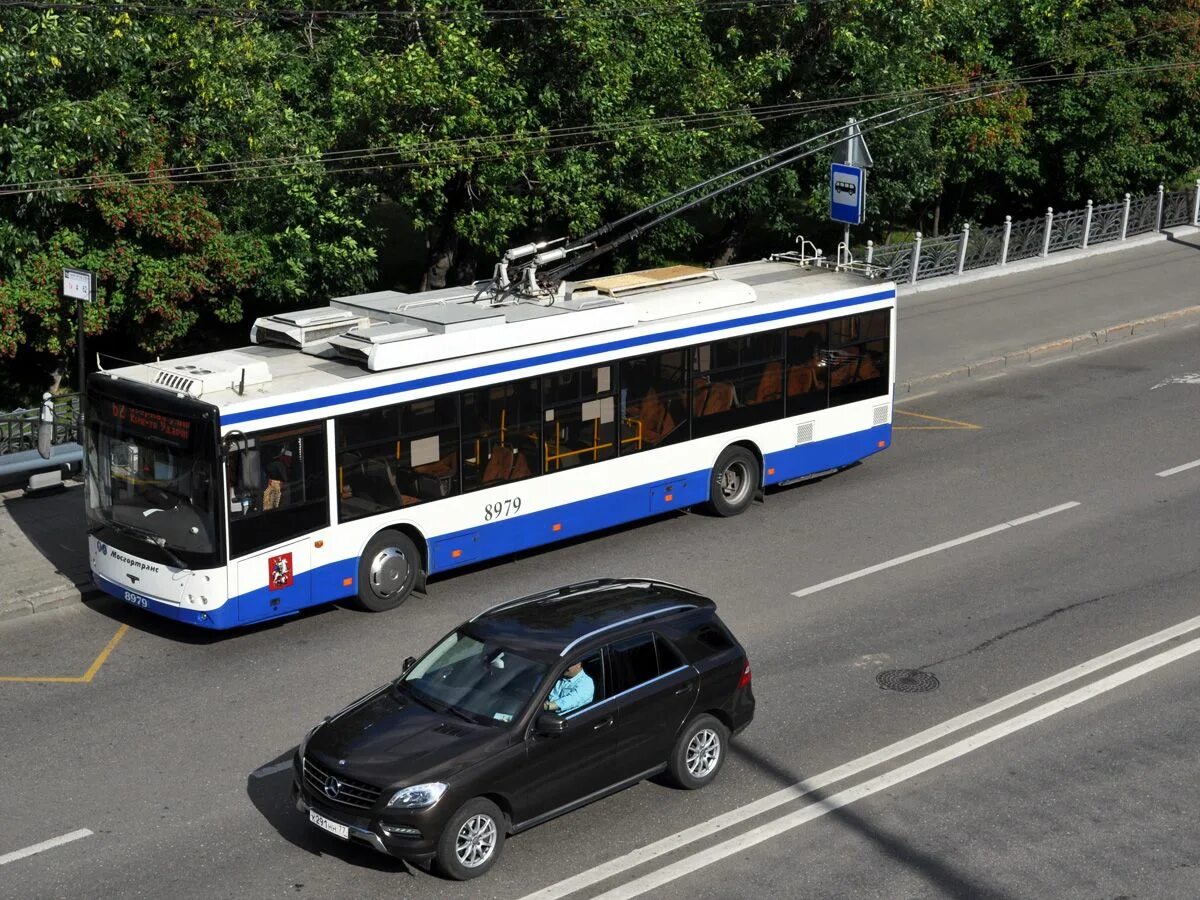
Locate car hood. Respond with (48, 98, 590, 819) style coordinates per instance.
(308, 688, 500, 785)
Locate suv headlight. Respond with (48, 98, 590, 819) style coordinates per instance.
(387, 782, 448, 809)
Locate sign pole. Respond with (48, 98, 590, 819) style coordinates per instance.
(62, 268, 95, 439)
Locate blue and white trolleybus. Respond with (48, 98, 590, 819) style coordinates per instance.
(84, 254, 896, 628)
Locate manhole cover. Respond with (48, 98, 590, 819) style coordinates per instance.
(876, 669, 940, 693)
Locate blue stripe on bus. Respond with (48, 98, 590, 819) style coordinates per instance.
(221, 290, 895, 426)
(100, 423, 890, 629)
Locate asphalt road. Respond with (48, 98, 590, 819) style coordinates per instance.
(1, 323, 1197, 899)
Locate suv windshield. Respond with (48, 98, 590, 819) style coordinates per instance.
(402, 630, 548, 725)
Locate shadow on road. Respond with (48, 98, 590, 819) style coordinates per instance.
(245, 748, 417, 877)
(2, 482, 89, 584)
(728, 740, 1017, 900)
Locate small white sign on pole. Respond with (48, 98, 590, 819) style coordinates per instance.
(63, 268, 94, 303)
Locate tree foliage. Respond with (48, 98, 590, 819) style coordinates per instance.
(1, 0, 1197, 398)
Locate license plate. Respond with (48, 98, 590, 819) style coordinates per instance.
(309, 809, 349, 840)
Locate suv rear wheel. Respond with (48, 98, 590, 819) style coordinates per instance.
(667, 714, 728, 789)
(435, 798, 506, 881)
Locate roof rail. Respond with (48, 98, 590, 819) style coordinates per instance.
(560, 604, 698, 658)
(468, 577, 700, 622)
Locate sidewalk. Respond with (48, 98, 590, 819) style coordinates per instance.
(2, 226, 1198, 623)
(0, 481, 92, 621)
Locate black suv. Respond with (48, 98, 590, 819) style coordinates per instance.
(292, 578, 755, 880)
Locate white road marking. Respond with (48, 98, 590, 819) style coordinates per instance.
(520, 612, 1200, 900)
(791, 502, 1080, 598)
(251, 759, 294, 778)
(1156, 458, 1200, 478)
(1151, 372, 1200, 390)
(0, 829, 93, 867)
(978, 372, 1007, 381)
(895, 391, 938, 405)
(593, 637, 1200, 899)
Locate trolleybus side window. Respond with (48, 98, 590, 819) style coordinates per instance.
(226, 424, 328, 558)
(785, 322, 829, 415)
(691, 330, 785, 438)
(827, 310, 889, 407)
(336, 394, 459, 521)
(461, 377, 542, 492)
(619, 348, 690, 453)
(542, 364, 618, 472)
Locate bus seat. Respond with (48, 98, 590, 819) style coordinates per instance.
(753, 361, 783, 404)
(787, 360, 822, 396)
(482, 448, 513, 484)
(694, 379, 735, 416)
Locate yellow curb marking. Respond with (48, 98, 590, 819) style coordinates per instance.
(894, 409, 983, 430)
(0, 624, 129, 684)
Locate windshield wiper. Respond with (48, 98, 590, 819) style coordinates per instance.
(403, 682, 474, 724)
(104, 520, 189, 570)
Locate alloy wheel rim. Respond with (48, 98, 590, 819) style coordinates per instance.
(455, 814, 497, 868)
(686, 728, 721, 778)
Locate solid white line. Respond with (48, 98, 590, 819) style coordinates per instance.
(518, 612, 1200, 900)
(978, 372, 1008, 381)
(0, 829, 93, 867)
(895, 390, 938, 405)
(594, 637, 1200, 899)
(791, 502, 1080, 598)
(1156, 458, 1200, 478)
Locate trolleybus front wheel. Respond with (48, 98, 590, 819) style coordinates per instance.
(355, 530, 420, 612)
(707, 445, 759, 517)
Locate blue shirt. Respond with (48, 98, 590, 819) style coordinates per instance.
(548, 669, 594, 713)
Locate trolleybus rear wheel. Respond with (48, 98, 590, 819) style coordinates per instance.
(707, 445, 759, 517)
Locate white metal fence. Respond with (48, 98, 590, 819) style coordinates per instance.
(863, 181, 1200, 285)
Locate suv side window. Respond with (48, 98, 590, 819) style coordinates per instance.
(609, 633, 687, 694)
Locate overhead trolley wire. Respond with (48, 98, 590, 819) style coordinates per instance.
(1, 58, 1196, 198)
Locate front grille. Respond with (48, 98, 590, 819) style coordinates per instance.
(303, 755, 383, 810)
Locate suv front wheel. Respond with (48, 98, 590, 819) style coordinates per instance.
(667, 714, 729, 790)
(434, 797, 507, 881)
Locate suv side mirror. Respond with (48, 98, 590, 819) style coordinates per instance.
(402, 656, 417, 673)
(534, 711, 567, 735)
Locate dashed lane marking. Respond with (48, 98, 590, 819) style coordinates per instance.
(791, 502, 1079, 599)
(0, 624, 129, 684)
(1156, 458, 1200, 478)
(0, 829, 93, 866)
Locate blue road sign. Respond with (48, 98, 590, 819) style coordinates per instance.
(830, 163, 865, 225)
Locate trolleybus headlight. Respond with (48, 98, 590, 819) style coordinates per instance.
(387, 782, 448, 809)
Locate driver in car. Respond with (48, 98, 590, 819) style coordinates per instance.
(543, 660, 594, 714)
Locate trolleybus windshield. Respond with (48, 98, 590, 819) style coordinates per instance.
(85, 393, 219, 566)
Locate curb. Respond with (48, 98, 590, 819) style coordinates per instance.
(899, 304, 1200, 393)
(0, 581, 96, 624)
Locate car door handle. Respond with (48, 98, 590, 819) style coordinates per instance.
(674, 684, 694, 695)
(593, 716, 614, 731)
